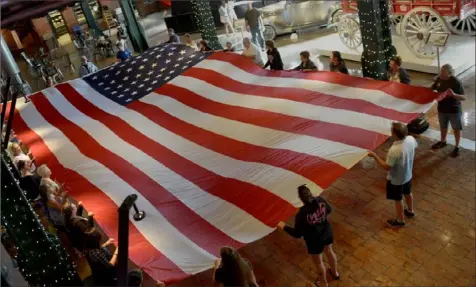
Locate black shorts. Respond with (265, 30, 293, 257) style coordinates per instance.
(306, 235, 334, 255)
(386, 180, 412, 201)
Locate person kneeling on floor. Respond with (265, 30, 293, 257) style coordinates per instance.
(368, 122, 417, 227)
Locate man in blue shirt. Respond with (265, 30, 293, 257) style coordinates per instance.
(368, 122, 418, 227)
(166, 28, 180, 44)
(116, 41, 132, 62)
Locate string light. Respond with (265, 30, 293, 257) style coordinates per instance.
(1, 152, 81, 286)
(357, 0, 397, 79)
(191, 0, 222, 50)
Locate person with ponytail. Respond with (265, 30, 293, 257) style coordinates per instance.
(212, 246, 259, 287)
(277, 185, 339, 287)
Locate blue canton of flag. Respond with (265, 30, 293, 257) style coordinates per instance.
(83, 44, 210, 105)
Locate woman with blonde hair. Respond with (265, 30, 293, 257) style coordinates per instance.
(212, 246, 258, 287)
(184, 33, 199, 51)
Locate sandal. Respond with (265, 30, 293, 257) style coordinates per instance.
(328, 267, 340, 280)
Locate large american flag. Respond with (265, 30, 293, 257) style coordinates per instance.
(11, 44, 438, 283)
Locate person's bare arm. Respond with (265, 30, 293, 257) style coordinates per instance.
(368, 151, 391, 171)
(109, 248, 119, 266)
(448, 89, 466, 101)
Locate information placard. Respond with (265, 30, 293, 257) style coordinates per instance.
(425, 32, 450, 47)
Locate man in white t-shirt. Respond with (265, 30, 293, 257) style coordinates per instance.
(242, 37, 263, 67)
(368, 122, 418, 227)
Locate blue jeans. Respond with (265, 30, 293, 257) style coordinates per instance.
(250, 27, 264, 49)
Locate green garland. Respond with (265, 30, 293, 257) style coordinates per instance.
(358, 0, 396, 80)
(191, 0, 222, 50)
(1, 153, 81, 286)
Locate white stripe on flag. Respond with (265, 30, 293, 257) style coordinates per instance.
(70, 79, 324, 206)
(142, 93, 366, 169)
(195, 59, 435, 114)
(43, 87, 273, 243)
(16, 100, 217, 274)
(171, 75, 393, 136)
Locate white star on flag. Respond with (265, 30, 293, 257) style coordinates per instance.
(182, 65, 188, 70)
(178, 57, 184, 61)
(98, 82, 104, 86)
(144, 78, 150, 81)
(168, 52, 174, 56)
(131, 60, 137, 64)
(117, 84, 123, 88)
(165, 59, 171, 64)
(147, 87, 153, 91)
(142, 58, 148, 62)
(179, 50, 186, 55)
(156, 54, 162, 59)
(147, 71, 154, 76)
(169, 70, 175, 74)
(164, 76, 170, 81)
(104, 74, 110, 78)
(156, 74, 163, 78)
(126, 68, 132, 73)
(124, 88, 130, 92)
(160, 68, 166, 72)
(152, 80, 158, 84)
(105, 87, 111, 91)
(131, 81, 137, 85)
(190, 54, 196, 58)
(132, 91, 138, 95)
(174, 64, 180, 67)
(123, 76, 129, 81)
(136, 74, 142, 78)
(110, 80, 116, 84)
(92, 76, 98, 80)
(111, 91, 118, 95)
(115, 71, 121, 75)
(118, 94, 124, 98)
(139, 65, 145, 70)
(151, 63, 157, 68)
(170, 46, 177, 51)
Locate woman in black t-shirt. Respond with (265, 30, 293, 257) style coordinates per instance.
(263, 40, 283, 71)
(212, 246, 258, 287)
(277, 185, 339, 287)
(329, 51, 348, 74)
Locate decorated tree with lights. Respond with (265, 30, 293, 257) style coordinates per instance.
(191, 0, 222, 50)
(1, 153, 81, 286)
(358, 0, 397, 80)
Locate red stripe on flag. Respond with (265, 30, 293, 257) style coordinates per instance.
(208, 52, 438, 105)
(156, 84, 388, 151)
(56, 84, 297, 227)
(184, 67, 419, 123)
(128, 99, 345, 189)
(47, 85, 243, 253)
(11, 109, 186, 284)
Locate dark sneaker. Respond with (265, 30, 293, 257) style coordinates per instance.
(450, 147, 460, 157)
(404, 209, 416, 218)
(431, 141, 447, 149)
(386, 219, 406, 227)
